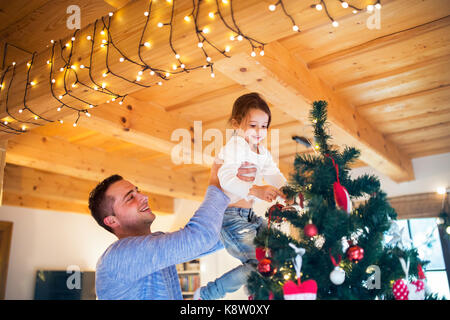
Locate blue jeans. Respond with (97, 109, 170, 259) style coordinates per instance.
(200, 207, 265, 300)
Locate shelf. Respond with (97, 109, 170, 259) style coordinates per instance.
(178, 270, 200, 275)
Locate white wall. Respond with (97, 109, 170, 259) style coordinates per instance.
(1, 152, 449, 300)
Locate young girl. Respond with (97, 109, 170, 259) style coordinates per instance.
(195, 92, 287, 300)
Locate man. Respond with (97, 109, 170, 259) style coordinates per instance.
(89, 161, 256, 300)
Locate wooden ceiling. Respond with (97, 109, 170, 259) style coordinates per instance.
(0, 0, 449, 215)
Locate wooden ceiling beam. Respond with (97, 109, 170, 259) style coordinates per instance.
(2, 163, 174, 215)
(214, 41, 415, 182)
(5, 131, 207, 201)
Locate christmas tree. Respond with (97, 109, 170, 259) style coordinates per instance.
(248, 100, 437, 300)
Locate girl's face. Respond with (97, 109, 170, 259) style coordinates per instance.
(234, 108, 269, 145)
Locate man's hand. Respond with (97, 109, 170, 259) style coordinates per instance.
(209, 160, 257, 189)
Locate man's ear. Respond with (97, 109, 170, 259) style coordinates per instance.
(104, 215, 119, 230)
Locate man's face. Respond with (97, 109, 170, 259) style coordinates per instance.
(105, 179, 155, 234)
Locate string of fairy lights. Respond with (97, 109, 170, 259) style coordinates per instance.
(0, 0, 382, 133)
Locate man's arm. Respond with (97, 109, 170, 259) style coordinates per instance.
(99, 185, 229, 282)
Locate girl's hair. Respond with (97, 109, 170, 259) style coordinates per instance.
(228, 92, 272, 128)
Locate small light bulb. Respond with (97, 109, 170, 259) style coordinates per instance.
(85, 112, 91, 117)
(30, 81, 36, 86)
(268, 4, 276, 11)
(225, 46, 231, 52)
(100, 30, 106, 36)
(181, 63, 185, 69)
(102, 72, 108, 77)
(65, 42, 70, 48)
(230, 35, 235, 41)
(34, 115, 39, 120)
(51, 79, 56, 83)
(102, 39, 107, 44)
(237, 35, 243, 41)
(87, 35, 92, 41)
(222, 0, 228, 4)
(60, 67, 64, 72)
(293, 25, 299, 32)
(111, 98, 115, 101)
(18, 109, 23, 113)
(157, 22, 164, 28)
(251, 51, 256, 57)
(102, 83, 106, 88)
(119, 57, 125, 62)
(210, 72, 215, 78)
(165, 72, 170, 77)
(209, 12, 215, 19)
(316, 4, 323, 11)
(71, 36, 76, 41)
(332, 20, 339, 27)
(144, 42, 151, 48)
(138, 70, 143, 76)
(50, 40, 55, 44)
(341, 2, 348, 8)
(58, 95, 63, 99)
(59, 119, 63, 124)
(89, 104, 94, 108)
(158, 81, 163, 86)
(260, 50, 265, 56)
(375, 3, 382, 9)
(119, 101, 123, 105)
(94, 86, 98, 91)
(206, 56, 212, 62)
(198, 42, 203, 48)
(367, 4, 374, 12)
(47, 60, 51, 64)
(22, 125, 26, 131)
(72, 83, 76, 88)
(57, 107, 61, 111)
(175, 53, 180, 59)
(352, 9, 358, 14)
(203, 27, 210, 34)
(27, 62, 31, 68)
(100, 44, 105, 48)
(446, 226, 450, 235)
(12, 62, 16, 66)
(144, 11, 149, 16)
(184, 16, 190, 22)
(150, 70, 155, 76)
(172, 64, 177, 70)
(73, 122, 77, 127)
(109, 12, 113, 17)
(71, 65, 76, 69)
(80, 64, 85, 69)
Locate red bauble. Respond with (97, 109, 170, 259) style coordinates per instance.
(346, 243, 364, 263)
(304, 223, 318, 238)
(257, 258, 276, 277)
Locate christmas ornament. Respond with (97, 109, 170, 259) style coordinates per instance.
(304, 220, 318, 238)
(346, 241, 364, 263)
(329, 251, 345, 285)
(417, 264, 431, 295)
(387, 220, 413, 249)
(325, 154, 352, 214)
(268, 203, 284, 223)
(392, 258, 425, 300)
(257, 258, 276, 277)
(283, 243, 318, 300)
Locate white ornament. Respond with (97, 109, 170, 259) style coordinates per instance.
(330, 266, 345, 285)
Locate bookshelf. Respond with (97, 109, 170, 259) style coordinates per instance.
(176, 259, 200, 300)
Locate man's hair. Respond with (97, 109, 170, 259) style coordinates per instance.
(88, 174, 123, 234)
(228, 92, 272, 128)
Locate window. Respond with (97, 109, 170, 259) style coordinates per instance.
(395, 218, 449, 298)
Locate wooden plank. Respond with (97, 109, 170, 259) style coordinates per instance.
(5, 131, 208, 201)
(386, 122, 450, 145)
(214, 41, 414, 182)
(307, 14, 450, 70)
(5, 164, 174, 214)
(0, 221, 13, 300)
(0, 141, 6, 206)
(387, 192, 448, 220)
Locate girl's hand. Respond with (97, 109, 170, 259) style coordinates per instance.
(250, 185, 285, 202)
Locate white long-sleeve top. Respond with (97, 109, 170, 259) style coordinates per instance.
(217, 135, 287, 204)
